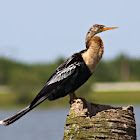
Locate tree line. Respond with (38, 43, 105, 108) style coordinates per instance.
(0, 54, 140, 104)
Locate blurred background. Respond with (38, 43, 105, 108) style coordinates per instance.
(0, 0, 140, 140)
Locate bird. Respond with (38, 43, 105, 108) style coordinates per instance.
(0, 24, 117, 126)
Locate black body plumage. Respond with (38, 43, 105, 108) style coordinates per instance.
(30, 52, 91, 106)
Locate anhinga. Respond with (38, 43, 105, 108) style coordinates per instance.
(0, 24, 117, 126)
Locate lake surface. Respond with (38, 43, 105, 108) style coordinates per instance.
(0, 106, 140, 140)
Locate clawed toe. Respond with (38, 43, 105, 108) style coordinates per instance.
(69, 99, 77, 104)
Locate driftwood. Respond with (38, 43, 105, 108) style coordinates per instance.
(63, 98, 136, 140)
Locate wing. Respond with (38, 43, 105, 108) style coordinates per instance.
(30, 53, 81, 107)
(46, 54, 79, 85)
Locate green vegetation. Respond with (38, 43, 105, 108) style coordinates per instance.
(0, 54, 140, 108)
(88, 91, 140, 105)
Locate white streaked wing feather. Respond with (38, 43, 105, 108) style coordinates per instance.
(47, 64, 76, 85)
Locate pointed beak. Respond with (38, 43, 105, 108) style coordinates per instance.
(103, 27, 118, 31)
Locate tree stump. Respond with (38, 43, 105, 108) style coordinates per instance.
(63, 98, 136, 140)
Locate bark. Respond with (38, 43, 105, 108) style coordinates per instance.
(63, 98, 136, 140)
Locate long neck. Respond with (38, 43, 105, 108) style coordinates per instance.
(82, 36, 104, 73)
(85, 30, 97, 48)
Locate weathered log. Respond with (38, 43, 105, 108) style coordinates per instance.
(63, 98, 136, 140)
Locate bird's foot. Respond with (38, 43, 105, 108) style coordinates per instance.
(69, 99, 77, 104)
(69, 92, 78, 104)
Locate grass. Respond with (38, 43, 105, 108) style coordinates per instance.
(0, 91, 140, 109)
(0, 92, 70, 109)
(88, 91, 140, 105)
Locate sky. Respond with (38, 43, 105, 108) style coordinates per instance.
(0, 0, 140, 63)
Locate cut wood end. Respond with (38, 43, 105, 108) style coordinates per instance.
(122, 105, 133, 112)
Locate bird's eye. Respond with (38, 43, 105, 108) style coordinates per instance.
(100, 25, 104, 29)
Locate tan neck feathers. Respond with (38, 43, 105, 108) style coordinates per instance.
(82, 36, 104, 73)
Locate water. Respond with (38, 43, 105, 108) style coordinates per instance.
(0, 108, 69, 140)
(0, 106, 140, 140)
(135, 106, 140, 139)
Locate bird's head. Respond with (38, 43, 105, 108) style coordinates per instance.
(85, 24, 118, 47)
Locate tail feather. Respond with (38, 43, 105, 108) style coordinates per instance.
(0, 95, 49, 126)
(1, 106, 31, 126)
